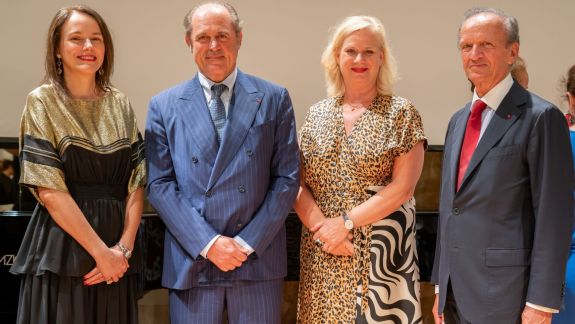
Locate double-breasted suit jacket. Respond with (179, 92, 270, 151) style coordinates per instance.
(145, 70, 300, 289)
(431, 82, 574, 323)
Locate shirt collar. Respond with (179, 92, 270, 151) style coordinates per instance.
(472, 73, 514, 111)
(198, 67, 238, 94)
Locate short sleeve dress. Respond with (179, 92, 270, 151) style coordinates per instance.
(10, 84, 146, 324)
(297, 95, 426, 324)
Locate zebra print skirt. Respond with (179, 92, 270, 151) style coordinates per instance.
(356, 198, 422, 324)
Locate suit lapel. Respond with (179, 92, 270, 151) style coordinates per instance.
(179, 76, 219, 165)
(208, 71, 262, 189)
(449, 106, 470, 195)
(458, 83, 525, 191)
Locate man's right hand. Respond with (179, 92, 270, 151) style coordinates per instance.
(206, 236, 248, 272)
(432, 293, 444, 324)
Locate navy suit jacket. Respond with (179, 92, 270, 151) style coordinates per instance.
(431, 82, 574, 323)
(145, 70, 300, 289)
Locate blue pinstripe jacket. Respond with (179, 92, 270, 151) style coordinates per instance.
(145, 70, 300, 289)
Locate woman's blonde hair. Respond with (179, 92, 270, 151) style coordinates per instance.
(321, 15, 397, 97)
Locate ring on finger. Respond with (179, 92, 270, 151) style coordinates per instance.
(106, 279, 113, 285)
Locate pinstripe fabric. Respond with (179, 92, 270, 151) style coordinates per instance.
(227, 279, 283, 324)
(145, 70, 299, 319)
(170, 279, 283, 324)
(170, 287, 224, 324)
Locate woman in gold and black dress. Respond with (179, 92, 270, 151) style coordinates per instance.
(10, 5, 146, 324)
(295, 16, 426, 323)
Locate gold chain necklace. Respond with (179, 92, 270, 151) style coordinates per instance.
(343, 103, 366, 112)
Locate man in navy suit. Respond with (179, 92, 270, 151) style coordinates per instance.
(431, 7, 574, 324)
(145, 2, 299, 323)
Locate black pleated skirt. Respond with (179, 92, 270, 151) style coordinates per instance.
(15, 272, 140, 324)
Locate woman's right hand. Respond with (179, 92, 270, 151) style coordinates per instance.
(328, 239, 354, 256)
(85, 246, 129, 285)
(326, 233, 354, 257)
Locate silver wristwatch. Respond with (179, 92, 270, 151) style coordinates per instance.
(117, 242, 132, 259)
(342, 213, 354, 230)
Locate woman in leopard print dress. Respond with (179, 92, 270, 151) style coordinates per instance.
(295, 16, 426, 323)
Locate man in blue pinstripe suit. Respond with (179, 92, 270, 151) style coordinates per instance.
(145, 2, 299, 323)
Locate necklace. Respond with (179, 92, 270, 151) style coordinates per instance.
(342, 95, 375, 112)
(343, 103, 366, 112)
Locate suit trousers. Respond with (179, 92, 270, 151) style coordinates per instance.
(444, 281, 472, 324)
(169, 278, 283, 324)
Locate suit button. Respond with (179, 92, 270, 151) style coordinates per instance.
(191, 156, 198, 164)
(246, 149, 253, 157)
(238, 185, 246, 193)
(205, 190, 212, 197)
(237, 223, 243, 228)
(453, 207, 460, 215)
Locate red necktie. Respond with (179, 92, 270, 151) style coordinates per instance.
(457, 99, 487, 190)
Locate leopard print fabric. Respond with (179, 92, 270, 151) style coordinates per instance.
(297, 95, 426, 323)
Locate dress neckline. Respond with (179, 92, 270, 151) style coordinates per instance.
(337, 95, 377, 137)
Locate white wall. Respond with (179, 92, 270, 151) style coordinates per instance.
(1, 0, 574, 144)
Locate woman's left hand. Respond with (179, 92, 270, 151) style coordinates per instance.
(83, 267, 105, 286)
(311, 217, 350, 253)
(83, 244, 130, 286)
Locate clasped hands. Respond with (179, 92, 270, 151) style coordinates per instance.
(207, 236, 249, 272)
(83, 244, 130, 286)
(311, 217, 354, 256)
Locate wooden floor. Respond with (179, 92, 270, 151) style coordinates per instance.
(138, 281, 436, 324)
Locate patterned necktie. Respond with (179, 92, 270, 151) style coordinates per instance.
(208, 84, 227, 143)
(457, 99, 487, 190)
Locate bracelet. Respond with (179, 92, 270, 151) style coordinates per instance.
(116, 242, 132, 260)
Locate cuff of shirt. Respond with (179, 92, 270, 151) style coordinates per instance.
(435, 285, 439, 294)
(525, 302, 558, 314)
(199, 234, 221, 258)
(234, 235, 255, 255)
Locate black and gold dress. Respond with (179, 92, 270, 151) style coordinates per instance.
(297, 95, 426, 324)
(10, 84, 146, 324)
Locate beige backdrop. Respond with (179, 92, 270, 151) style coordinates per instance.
(1, 0, 574, 144)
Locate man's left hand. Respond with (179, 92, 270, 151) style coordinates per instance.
(521, 305, 552, 324)
(206, 236, 248, 272)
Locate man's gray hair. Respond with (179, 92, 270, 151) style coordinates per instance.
(459, 7, 519, 45)
(183, 1, 242, 37)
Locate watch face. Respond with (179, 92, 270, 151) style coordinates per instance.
(345, 219, 354, 230)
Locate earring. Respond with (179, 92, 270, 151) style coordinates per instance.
(56, 56, 62, 75)
(98, 68, 104, 76)
(566, 113, 575, 127)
